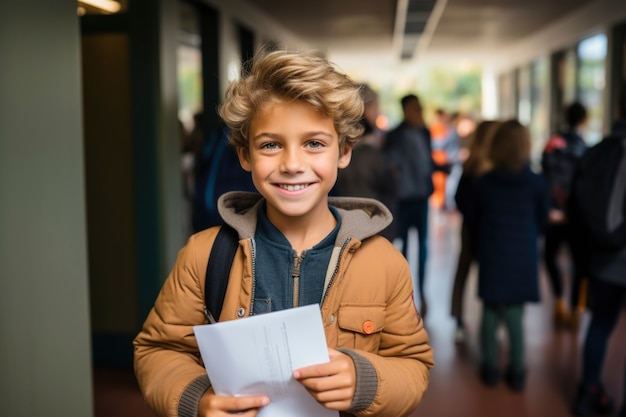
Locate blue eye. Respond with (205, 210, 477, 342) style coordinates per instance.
(261, 142, 278, 150)
(307, 140, 323, 149)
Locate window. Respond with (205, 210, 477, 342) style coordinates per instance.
(577, 33, 607, 145)
(530, 58, 549, 163)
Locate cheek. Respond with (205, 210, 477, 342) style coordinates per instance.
(248, 158, 274, 179)
(317, 159, 341, 179)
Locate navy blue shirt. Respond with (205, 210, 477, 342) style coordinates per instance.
(252, 204, 341, 314)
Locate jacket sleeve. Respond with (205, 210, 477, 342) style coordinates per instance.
(454, 173, 474, 216)
(133, 229, 218, 417)
(346, 243, 434, 417)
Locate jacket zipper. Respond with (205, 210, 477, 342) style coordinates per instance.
(292, 252, 304, 307)
(249, 238, 257, 315)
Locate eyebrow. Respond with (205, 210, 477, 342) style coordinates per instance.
(251, 131, 334, 141)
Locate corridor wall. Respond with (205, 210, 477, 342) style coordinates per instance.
(0, 2, 93, 416)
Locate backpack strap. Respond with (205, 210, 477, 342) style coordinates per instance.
(203, 224, 239, 323)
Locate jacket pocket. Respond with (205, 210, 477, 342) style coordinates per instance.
(337, 304, 386, 352)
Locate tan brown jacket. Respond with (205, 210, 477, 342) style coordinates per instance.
(134, 192, 434, 417)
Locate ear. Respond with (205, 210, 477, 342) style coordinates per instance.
(236, 147, 252, 172)
(338, 146, 352, 169)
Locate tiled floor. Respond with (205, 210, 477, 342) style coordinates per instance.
(93, 366, 156, 417)
(93, 208, 626, 417)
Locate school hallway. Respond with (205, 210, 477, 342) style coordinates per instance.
(93, 207, 626, 417)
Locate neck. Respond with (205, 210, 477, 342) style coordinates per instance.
(268, 207, 336, 253)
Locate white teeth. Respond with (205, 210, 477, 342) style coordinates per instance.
(280, 184, 307, 191)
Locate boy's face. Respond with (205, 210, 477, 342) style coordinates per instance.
(237, 99, 352, 227)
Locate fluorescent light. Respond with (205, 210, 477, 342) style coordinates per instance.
(78, 0, 121, 13)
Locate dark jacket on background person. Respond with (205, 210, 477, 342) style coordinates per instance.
(337, 141, 393, 201)
(569, 119, 626, 287)
(541, 130, 587, 210)
(454, 172, 479, 217)
(466, 165, 550, 304)
(384, 122, 435, 201)
(336, 131, 397, 240)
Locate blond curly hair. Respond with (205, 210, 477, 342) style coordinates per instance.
(218, 49, 364, 155)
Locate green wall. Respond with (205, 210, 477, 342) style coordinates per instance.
(0, 2, 93, 416)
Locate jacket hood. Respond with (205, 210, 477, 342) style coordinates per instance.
(217, 191, 393, 244)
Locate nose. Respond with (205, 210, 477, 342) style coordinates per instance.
(280, 147, 305, 173)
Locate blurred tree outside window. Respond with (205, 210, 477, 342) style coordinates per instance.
(359, 65, 482, 130)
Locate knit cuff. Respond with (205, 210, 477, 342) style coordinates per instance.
(337, 348, 378, 412)
(177, 374, 211, 417)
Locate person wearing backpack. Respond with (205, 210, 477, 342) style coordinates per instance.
(540, 101, 588, 329)
(569, 84, 626, 417)
(133, 49, 434, 417)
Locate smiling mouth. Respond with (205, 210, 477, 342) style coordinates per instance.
(277, 183, 310, 191)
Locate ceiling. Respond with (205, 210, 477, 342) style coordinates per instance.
(244, 0, 595, 67)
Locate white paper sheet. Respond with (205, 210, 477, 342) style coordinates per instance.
(193, 304, 338, 417)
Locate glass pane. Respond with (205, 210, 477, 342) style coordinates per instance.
(177, 1, 203, 134)
(517, 66, 532, 126)
(577, 33, 607, 145)
(530, 58, 549, 164)
(498, 71, 516, 119)
(562, 49, 577, 106)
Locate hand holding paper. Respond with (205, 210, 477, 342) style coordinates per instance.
(193, 304, 339, 417)
(293, 348, 357, 411)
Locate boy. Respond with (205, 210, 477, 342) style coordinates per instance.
(133, 49, 434, 417)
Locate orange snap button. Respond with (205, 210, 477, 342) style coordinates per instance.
(362, 320, 375, 334)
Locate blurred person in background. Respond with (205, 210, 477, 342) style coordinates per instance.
(360, 84, 386, 149)
(464, 120, 549, 391)
(450, 119, 501, 343)
(434, 112, 476, 211)
(540, 101, 589, 330)
(569, 85, 626, 417)
(429, 109, 450, 209)
(384, 94, 443, 317)
(429, 108, 450, 141)
(336, 84, 396, 240)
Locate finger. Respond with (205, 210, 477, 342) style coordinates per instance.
(225, 408, 261, 416)
(229, 396, 270, 412)
(209, 395, 270, 415)
(298, 370, 354, 394)
(303, 388, 353, 412)
(306, 386, 354, 402)
(293, 362, 333, 379)
(294, 348, 346, 378)
(294, 355, 353, 380)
